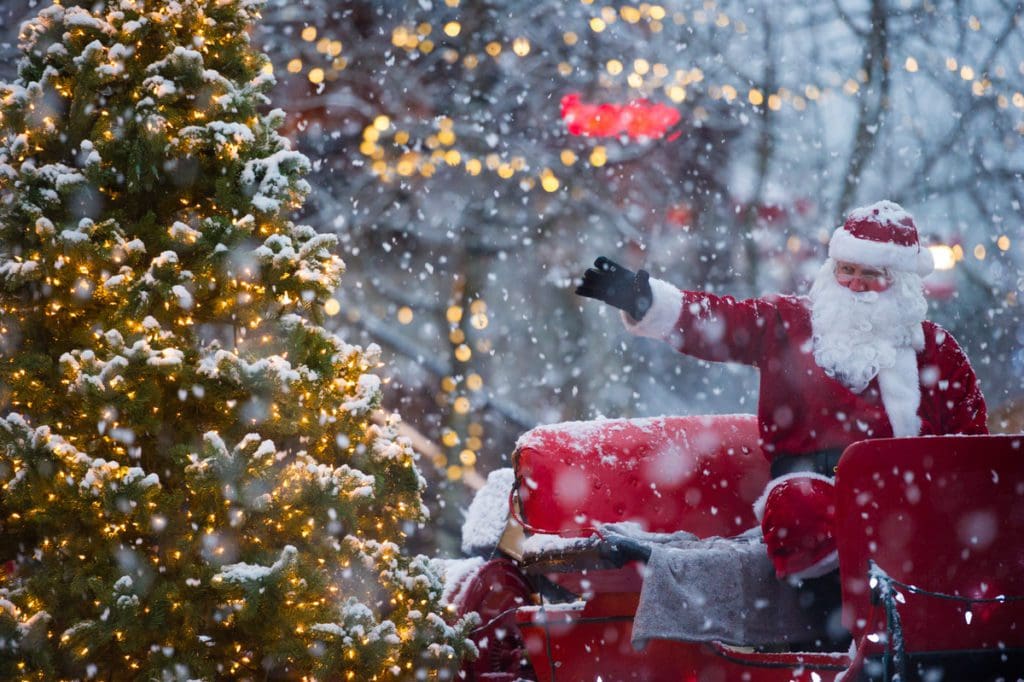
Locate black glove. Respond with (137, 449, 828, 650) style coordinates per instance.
(598, 534, 653, 567)
(575, 256, 653, 321)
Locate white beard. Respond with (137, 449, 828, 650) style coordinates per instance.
(809, 259, 927, 394)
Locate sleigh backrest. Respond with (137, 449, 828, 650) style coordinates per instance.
(835, 435, 1024, 652)
(514, 415, 768, 538)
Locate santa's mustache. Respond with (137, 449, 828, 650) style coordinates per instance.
(844, 289, 880, 303)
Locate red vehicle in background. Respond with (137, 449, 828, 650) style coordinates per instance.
(447, 414, 1024, 681)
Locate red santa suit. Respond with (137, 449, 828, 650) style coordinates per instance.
(621, 201, 988, 578)
(623, 288, 987, 459)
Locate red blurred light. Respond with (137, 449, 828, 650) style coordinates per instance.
(561, 93, 681, 140)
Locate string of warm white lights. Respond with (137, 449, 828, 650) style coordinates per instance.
(281, 4, 1013, 190)
(281, 0, 1024, 115)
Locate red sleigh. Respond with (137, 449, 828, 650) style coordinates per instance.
(449, 414, 1024, 681)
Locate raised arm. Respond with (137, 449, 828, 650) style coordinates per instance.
(576, 257, 780, 366)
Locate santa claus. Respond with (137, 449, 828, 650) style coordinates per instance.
(577, 200, 988, 580)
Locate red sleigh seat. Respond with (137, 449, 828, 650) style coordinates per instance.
(514, 414, 769, 539)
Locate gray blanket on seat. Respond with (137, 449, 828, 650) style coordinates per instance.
(600, 524, 827, 648)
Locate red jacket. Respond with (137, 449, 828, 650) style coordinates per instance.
(625, 280, 988, 459)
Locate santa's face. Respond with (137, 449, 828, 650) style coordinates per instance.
(833, 260, 891, 293)
(809, 259, 927, 393)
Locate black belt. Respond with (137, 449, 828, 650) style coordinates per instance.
(770, 448, 844, 478)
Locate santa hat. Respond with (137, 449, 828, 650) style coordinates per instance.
(755, 473, 839, 580)
(828, 200, 934, 277)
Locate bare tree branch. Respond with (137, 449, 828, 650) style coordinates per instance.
(837, 0, 891, 217)
(829, 0, 872, 36)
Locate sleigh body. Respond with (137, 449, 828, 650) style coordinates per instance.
(451, 414, 1024, 681)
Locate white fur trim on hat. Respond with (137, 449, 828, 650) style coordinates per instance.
(916, 248, 935, 277)
(877, 347, 922, 438)
(621, 277, 683, 340)
(829, 225, 934, 277)
(752, 471, 835, 523)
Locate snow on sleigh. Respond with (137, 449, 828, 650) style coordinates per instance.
(446, 414, 1024, 681)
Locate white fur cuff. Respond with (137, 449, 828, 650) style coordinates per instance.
(621, 277, 683, 340)
(753, 471, 836, 523)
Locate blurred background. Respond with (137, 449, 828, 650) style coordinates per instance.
(4, 0, 1023, 554)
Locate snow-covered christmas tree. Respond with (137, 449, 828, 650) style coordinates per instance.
(0, 1, 473, 678)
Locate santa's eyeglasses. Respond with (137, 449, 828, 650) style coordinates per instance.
(833, 261, 892, 292)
